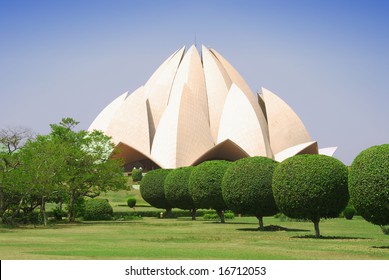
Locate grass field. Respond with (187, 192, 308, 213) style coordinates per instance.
(1, 215, 388, 260)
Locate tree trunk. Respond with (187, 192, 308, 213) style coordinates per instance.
(217, 210, 225, 223)
(313, 219, 321, 238)
(257, 216, 264, 231)
(68, 190, 76, 223)
(191, 208, 196, 220)
(40, 196, 47, 227)
(15, 197, 24, 216)
(165, 208, 173, 218)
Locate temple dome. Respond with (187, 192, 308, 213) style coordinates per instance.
(89, 45, 333, 170)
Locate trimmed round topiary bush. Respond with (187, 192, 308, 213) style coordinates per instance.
(272, 154, 349, 237)
(349, 144, 389, 226)
(83, 198, 113, 221)
(188, 160, 230, 223)
(126, 196, 137, 208)
(164, 166, 197, 220)
(131, 168, 143, 182)
(222, 156, 278, 230)
(140, 169, 172, 216)
(343, 206, 356, 220)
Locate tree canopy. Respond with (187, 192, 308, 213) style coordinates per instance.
(349, 144, 389, 226)
(140, 168, 172, 216)
(272, 154, 349, 237)
(0, 118, 127, 225)
(222, 156, 278, 230)
(188, 160, 230, 223)
(164, 166, 196, 219)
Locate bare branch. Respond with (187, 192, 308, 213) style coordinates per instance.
(0, 126, 34, 153)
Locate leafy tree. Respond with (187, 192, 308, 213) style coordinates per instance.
(140, 169, 172, 217)
(12, 135, 67, 226)
(222, 156, 278, 230)
(348, 144, 389, 226)
(164, 166, 196, 220)
(188, 160, 230, 223)
(272, 154, 349, 237)
(1, 119, 126, 225)
(0, 127, 33, 221)
(49, 118, 127, 222)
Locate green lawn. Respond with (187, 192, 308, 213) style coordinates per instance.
(0, 215, 388, 260)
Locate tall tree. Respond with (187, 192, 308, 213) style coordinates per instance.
(14, 135, 67, 226)
(50, 118, 127, 222)
(0, 127, 33, 220)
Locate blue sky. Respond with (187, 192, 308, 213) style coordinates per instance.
(1, 0, 388, 165)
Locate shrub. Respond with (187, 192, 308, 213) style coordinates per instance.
(348, 144, 389, 226)
(222, 156, 278, 230)
(343, 206, 356, 220)
(126, 196, 136, 208)
(52, 207, 66, 221)
(131, 168, 143, 182)
(140, 169, 172, 216)
(203, 210, 234, 220)
(164, 166, 197, 220)
(189, 160, 230, 223)
(272, 154, 349, 237)
(83, 198, 113, 221)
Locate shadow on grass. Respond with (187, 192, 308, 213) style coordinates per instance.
(291, 235, 370, 240)
(237, 225, 310, 232)
(372, 246, 389, 249)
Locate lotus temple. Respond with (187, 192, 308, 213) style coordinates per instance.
(89, 45, 336, 170)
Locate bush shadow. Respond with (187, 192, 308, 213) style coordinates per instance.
(237, 224, 310, 232)
(372, 246, 389, 249)
(291, 235, 370, 240)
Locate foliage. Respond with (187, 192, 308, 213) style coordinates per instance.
(272, 154, 349, 237)
(131, 168, 143, 182)
(0, 127, 33, 222)
(203, 210, 234, 220)
(188, 160, 230, 211)
(188, 160, 230, 223)
(10, 135, 68, 226)
(2, 211, 42, 225)
(140, 169, 172, 211)
(52, 207, 67, 221)
(127, 196, 137, 208)
(164, 166, 195, 210)
(49, 118, 127, 222)
(343, 206, 356, 220)
(381, 226, 389, 235)
(348, 144, 389, 226)
(0, 118, 127, 225)
(83, 198, 113, 221)
(222, 156, 278, 229)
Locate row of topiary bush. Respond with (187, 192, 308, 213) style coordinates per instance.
(140, 144, 389, 237)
